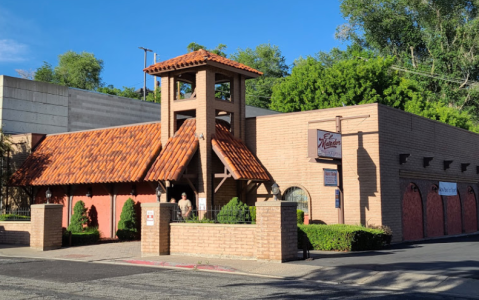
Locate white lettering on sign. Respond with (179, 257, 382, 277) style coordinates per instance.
(324, 169, 338, 186)
(317, 130, 342, 159)
(146, 210, 154, 226)
(199, 198, 207, 211)
(438, 182, 457, 196)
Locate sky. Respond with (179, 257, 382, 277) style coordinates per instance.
(0, 0, 347, 90)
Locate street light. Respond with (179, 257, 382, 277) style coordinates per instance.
(271, 182, 280, 201)
(139, 47, 153, 101)
(46, 188, 52, 204)
(156, 184, 162, 202)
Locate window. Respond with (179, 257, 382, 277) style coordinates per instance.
(215, 73, 232, 101)
(283, 187, 309, 213)
(174, 72, 196, 100)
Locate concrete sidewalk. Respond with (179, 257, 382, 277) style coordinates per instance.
(1, 241, 478, 299)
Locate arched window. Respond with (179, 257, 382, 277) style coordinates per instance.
(283, 187, 309, 214)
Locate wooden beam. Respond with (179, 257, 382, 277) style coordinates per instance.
(215, 176, 229, 194)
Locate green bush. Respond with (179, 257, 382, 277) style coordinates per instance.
(249, 206, 256, 224)
(116, 198, 138, 240)
(0, 214, 30, 221)
(298, 224, 392, 251)
(184, 216, 215, 223)
(67, 201, 88, 233)
(297, 210, 304, 224)
(217, 197, 251, 224)
(63, 227, 100, 246)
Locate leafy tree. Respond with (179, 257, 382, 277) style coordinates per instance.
(186, 42, 227, 57)
(230, 44, 289, 108)
(68, 201, 88, 233)
(34, 51, 103, 90)
(97, 85, 140, 99)
(116, 198, 138, 240)
(145, 89, 161, 103)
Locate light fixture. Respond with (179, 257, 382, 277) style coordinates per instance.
(271, 182, 280, 201)
(156, 184, 162, 202)
(130, 185, 137, 197)
(46, 188, 52, 204)
(199, 133, 204, 140)
(86, 187, 93, 198)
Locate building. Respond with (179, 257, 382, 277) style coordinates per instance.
(9, 50, 479, 242)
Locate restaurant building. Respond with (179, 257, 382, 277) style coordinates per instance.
(9, 49, 479, 242)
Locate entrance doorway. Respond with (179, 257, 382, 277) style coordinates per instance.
(168, 184, 196, 208)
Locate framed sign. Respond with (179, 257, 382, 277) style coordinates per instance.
(438, 182, 457, 196)
(324, 169, 339, 186)
(146, 210, 154, 226)
(198, 198, 207, 211)
(317, 130, 342, 159)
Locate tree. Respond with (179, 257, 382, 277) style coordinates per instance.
(34, 51, 103, 90)
(15, 69, 35, 80)
(116, 198, 138, 240)
(231, 44, 289, 108)
(97, 85, 140, 99)
(68, 201, 88, 233)
(187, 42, 227, 57)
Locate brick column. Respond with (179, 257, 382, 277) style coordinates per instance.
(141, 202, 175, 256)
(30, 204, 63, 251)
(256, 201, 298, 262)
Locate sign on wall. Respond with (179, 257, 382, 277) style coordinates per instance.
(146, 210, 154, 226)
(317, 130, 342, 159)
(438, 182, 457, 196)
(198, 198, 207, 211)
(324, 169, 339, 186)
(335, 189, 341, 208)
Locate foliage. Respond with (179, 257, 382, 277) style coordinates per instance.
(146, 89, 161, 103)
(97, 85, 140, 99)
(184, 216, 215, 223)
(249, 206, 256, 224)
(217, 197, 252, 224)
(67, 201, 88, 233)
(298, 224, 392, 251)
(0, 214, 30, 221)
(34, 51, 103, 90)
(63, 227, 100, 246)
(230, 44, 289, 108)
(297, 210, 304, 225)
(187, 42, 227, 57)
(116, 198, 138, 240)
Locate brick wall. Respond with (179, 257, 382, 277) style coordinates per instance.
(0, 221, 31, 245)
(170, 223, 256, 259)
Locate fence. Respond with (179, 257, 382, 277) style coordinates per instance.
(0, 207, 31, 221)
(171, 205, 254, 224)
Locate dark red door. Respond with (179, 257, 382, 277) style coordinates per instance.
(426, 186, 444, 237)
(464, 188, 478, 233)
(403, 183, 424, 241)
(446, 195, 462, 235)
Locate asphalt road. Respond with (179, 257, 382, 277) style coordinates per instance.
(0, 257, 472, 299)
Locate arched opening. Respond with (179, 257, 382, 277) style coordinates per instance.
(283, 186, 309, 223)
(464, 187, 478, 233)
(446, 194, 462, 235)
(426, 185, 444, 238)
(402, 183, 424, 241)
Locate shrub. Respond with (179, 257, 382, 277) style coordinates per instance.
(68, 201, 88, 233)
(0, 214, 30, 221)
(184, 216, 215, 223)
(217, 197, 251, 224)
(249, 206, 256, 224)
(116, 198, 138, 240)
(63, 227, 100, 246)
(298, 224, 392, 251)
(297, 210, 304, 224)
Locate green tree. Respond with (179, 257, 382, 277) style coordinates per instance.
(34, 51, 103, 90)
(68, 201, 88, 233)
(187, 42, 227, 57)
(97, 85, 141, 99)
(230, 44, 289, 108)
(116, 198, 138, 240)
(145, 89, 161, 103)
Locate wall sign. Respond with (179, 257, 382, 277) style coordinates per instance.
(335, 189, 341, 208)
(198, 198, 207, 211)
(317, 130, 342, 159)
(146, 210, 154, 226)
(324, 169, 339, 186)
(438, 182, 457, 196)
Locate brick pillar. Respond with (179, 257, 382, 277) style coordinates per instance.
(141, 202, 175, 256)
(256, 201, 298, 262)
(30, 204, 63, 251)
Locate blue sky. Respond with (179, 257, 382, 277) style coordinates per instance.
(0, 0, 347, 90)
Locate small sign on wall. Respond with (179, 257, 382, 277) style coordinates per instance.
(199, 198, 207, 211)
(335, 189, 341, 208)
(438, 182, 457, 196)
(324, 169, 339, 186)
(146, 210, 154, 226)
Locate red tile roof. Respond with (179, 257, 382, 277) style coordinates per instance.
(144, 118, 198, 182)
(144, 49, 263, 76)
(8, 123, 162, 186)
(212, 120, 270, 181)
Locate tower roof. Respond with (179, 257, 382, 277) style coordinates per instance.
(144, 49, 263, 77)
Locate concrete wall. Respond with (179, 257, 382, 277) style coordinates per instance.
(0, 221, 31, 245)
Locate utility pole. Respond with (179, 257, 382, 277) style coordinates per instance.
(153, 53, 158, 92)
(139, 47, 153, 101)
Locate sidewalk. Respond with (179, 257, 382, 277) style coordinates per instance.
(1, 241, 478, 299)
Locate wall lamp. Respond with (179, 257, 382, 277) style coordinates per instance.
(46, 187, 52, 204)
(156, 184, 162, 202)
(271, 182, 281, 201)
(86, 187, 93, 198)
(130, 185, 137, 197)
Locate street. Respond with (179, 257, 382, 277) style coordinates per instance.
(0, 256, 472, 299)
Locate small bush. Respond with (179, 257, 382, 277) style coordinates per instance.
(63, 227, 100, 246)
(298, 224, 392, 251)
(116, 198, 138, 240)
(0, 214, 30, 221)
(184, 216, 215, 223)
(217, 197, 251, 224)
(297, 210, 304, 224)
(249, 206, 256, 224)
(68, 201, 88, 233)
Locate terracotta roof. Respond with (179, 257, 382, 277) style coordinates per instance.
(212, 120, 270, 181)
(144, 49, 263, 76)
(144, 118, 198, 182)
(8, 123, 162, 186)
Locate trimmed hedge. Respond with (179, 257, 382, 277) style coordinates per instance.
(298, 224, 392, 251)
(62, 227, 100, 246)
(217, 197, 252, 224)
(297, 210, 304, 224)
(249, 206, 256, 224)
(0, 214, 30, 221)
(116, 198, 138, 241)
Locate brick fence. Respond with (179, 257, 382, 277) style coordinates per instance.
(0, 221, 31, 245)
(141, 201, 298, 263)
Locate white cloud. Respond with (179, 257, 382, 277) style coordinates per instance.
(0, 39, 28, 62)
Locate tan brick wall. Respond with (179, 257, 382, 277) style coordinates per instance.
(30, 204, 63, 251)
(141, 202, 175, 256)
(170, 223, 256, 259)
(0, 221, 31, 245)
